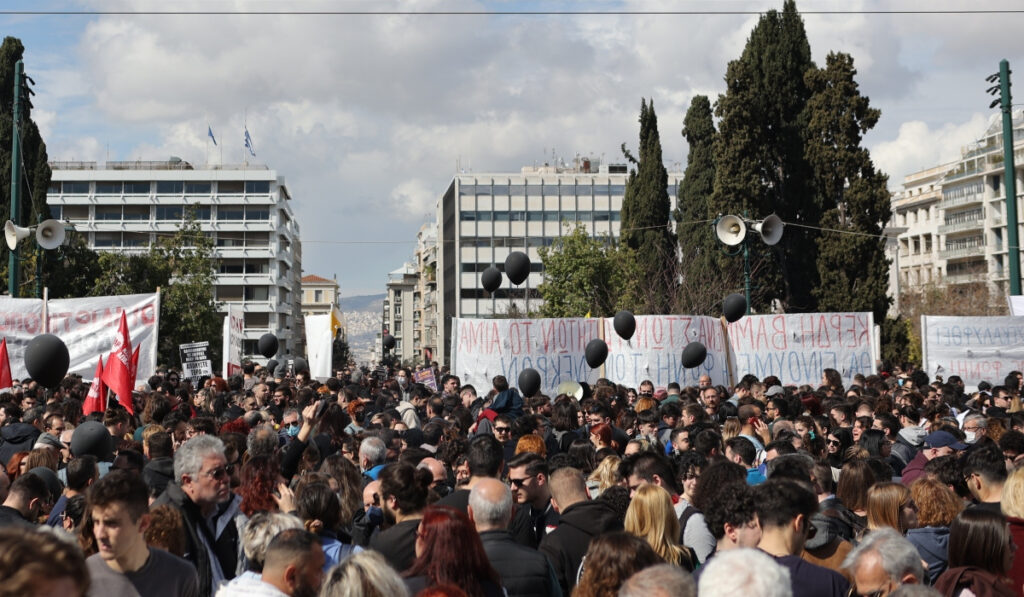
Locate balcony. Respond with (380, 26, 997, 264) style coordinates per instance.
(939, 245, 984, 260)
(938, 218, 985, 235)
(939, 191, 985, 210)
(945, 271, 988, 283)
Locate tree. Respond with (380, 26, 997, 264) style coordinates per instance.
(675, 95, 728, 314)
(620, 98, 677, 314)
(711, 0, 820, 313)
(537, 224, 642, 318)
(806, 52, 892, 321)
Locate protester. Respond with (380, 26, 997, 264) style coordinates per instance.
(935, 509, 1018, 597)
(842, 528, 925, 596)
(404, 505, 504, 597)
(698, 548, 792, 597)
(0, 526, 90, 597)
(573, 531, 662, 597)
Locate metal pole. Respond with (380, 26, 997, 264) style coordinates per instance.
(999, 59, 1021, 296)
(8, 60, 23, 297)
(743, 240, 752, 315)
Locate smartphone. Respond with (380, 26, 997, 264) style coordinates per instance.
(747, 416, 759, 427)
(314, 399, 330, 419)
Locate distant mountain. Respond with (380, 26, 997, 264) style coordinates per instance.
(340, 294, 385, 365)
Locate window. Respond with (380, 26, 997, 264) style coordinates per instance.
(62, 182, 89, 194)
(188, 206, 211, 220)
(156, 206, 183, 220)
(218, 181, 244, 193)
(243, 286, 269, 301)
(122, 233, 147, 247)
(185, 182, 212, 194)
(95, 182, 122, 194)
(123, 181, 151, 194)
(217, 207, 245, 220)
(244, 261, 268, 274)
(610, 185, 625, 195)
(244, 312, 270, 327)
(245, 207, 270, 220)
(509, 185, 526, 195)
(48, 182, 60, 193)
(526, 184, 543, 195)
(49, 206, 61, 219)
(459, 184, 475, 196)
(219, 260, 245, 274)
(217, 232, 245, 247)
(460, 210, 477, 221)
(492, 184, 510, 195)
(156, 181, 183, 194)
(246, 232, 270, 246)
(95, 206, 121, 220)
(314, 290, 323, 302)
(245, 181, 270, 193)
(122, 205, 150, 221)
(94, 232, 120, 247)
(62, 205, 88, 220)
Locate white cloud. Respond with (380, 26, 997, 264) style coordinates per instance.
(870, 114, 990, 188)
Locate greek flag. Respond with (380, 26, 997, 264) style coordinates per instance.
(244, 127, 256, 157)
(207, 125, 217, 146)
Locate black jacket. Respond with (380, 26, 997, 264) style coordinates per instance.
(0, 423, 40, 467)
(142, 457, 174, 498)
(480, 530, 560, 597)
(151, 481, 238, 596)
(538, 500, 623, 595)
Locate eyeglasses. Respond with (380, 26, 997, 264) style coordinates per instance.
(827, 439, 841, 446)
(201, 466, 229, 480)
(494, 426, 511, 433)
(509, 475, 535, 488)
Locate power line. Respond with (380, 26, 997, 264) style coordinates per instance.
(3, 9, 1024, 15)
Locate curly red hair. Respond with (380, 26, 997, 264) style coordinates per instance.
(238, 453, 281, 516)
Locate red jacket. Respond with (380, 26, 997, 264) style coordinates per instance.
(1009, 516, 1024, 597)
(900, 450, 929, 487)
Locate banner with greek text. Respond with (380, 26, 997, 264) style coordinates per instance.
(0, 297, 47, 382)
(47, 293, 160, 384)
(451, 312, 875, 396)
(922, 315, 1024, 388)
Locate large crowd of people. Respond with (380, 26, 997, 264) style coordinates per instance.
(0, 360, 1022, 597)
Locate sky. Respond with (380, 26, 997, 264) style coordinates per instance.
(3, 0, 1023, 295)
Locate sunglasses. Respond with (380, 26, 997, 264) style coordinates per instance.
(201, 466, 229, 480)
(494, 426, 511, 433)
(509, 475, 535, 488)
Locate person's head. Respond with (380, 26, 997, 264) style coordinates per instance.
(4, 471, 51, 521)
(922, 431, 966, 460)
(144, 504, 186, 557)
(378, 462, 431, 519)
(319, 550, 410, 597)
(842, 527, 924, 597)
(0, 527, 90, 597)
(866, 482, 917, 534)
(261, 529, 325, 597)
(697, 547, 792, 597)
(725, 436, 756, 468)
(618, 563, 696, 597)
(961, 441, 1008, 501)
(621, 452, 680, 497)
(703, 482, 761, 549)
(467, 477, 513, 531)
(753, 479, 819, 554)
(624, 483, 687, 567)
(174, 435, 230, 510)
(574, 531, 663, 597)
(87, 470, 150, 565)
(908, 477, 961, 528)
(407, 505, 500, 593)
(240, 512, 304, 570)
(466, 434, 504, 478)
(65, 455, 98, 494)
(948, 508, 1015, 575)
(506, 452, 549, 507)
(296, 482, 341, 535)
(548, 466, 589, 513)
(358, 436, 386, 471)
(836, 459, 876, 513)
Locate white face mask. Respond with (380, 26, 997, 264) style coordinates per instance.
(397, 377, 408, 388)
(964, 431, 978, 444)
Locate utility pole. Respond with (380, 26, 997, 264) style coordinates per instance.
(8, 60, 23, 297)
(988, 59, 1020, 295)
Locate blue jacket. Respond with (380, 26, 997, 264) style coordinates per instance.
(906, 525, 949, 584)
(491, 388, 524, 418)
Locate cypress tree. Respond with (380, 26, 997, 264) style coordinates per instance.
(675, 95, 723, 314)
(620, 98, 676, 314)
(711, 0, 820, 312)
(806, 52, 892, 320)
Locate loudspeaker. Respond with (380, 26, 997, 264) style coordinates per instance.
(35, 220, 66, 250)
(4, 220, 30, 251)
(753, 214, 784, 246)
(715, 215, 747, 246)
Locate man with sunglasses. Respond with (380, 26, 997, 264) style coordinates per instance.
(507, 452, 559, 543)
(152, 434, 239, 596)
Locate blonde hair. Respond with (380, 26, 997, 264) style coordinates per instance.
(321, 550, 409, 597)
(721, 417, 742, 443)
(867, 482, 912, 533)
(624, 484, 691, 568)
(588, 455, 623, 493)
(1002, 467, 1024, 518)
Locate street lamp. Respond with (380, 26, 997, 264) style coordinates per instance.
(713, 213, 784, 314)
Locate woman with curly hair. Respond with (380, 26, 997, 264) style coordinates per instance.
(624, 484, 693, 571)
(587, 454, 622, 498)
(237, 453, 284, 517)
(574, 531, 662, 597)
(403, 505, 503, 597)
(907, 477, 962, 584)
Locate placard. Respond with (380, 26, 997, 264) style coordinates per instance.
(179, 341, 212, 380)
(922, 315, 1024, 387)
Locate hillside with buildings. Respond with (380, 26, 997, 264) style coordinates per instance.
(340, 294, 386, 365)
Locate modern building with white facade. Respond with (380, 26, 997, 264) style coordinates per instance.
(47, 159, 304, 359)
(382, 262, 418, 364)
(887, 111, 1024, 305)
(435, 158, 683, 364)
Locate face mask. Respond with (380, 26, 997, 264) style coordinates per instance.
(397, 377, 408, 388)
(964, 431, 977, 443)
(286, 425, 300, 437)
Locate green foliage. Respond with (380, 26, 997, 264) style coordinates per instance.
(711, 0, 820, 312)
(41, 233, 102, 298)
(90, 210, 221, 366)
(537, 224, 642, 318)
(806, 52, 892, 320)
(880, 316, 914, 370)
(620, 98, 677, 314)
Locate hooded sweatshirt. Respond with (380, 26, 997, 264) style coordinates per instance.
(0, 423, 40, 466)
(490, 388, 523, 419)
(539, 500, 623, 595)
(906, 525, 950, 585)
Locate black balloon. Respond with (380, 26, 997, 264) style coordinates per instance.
(723, 293, 747, 323)
(681, 341, 707, 369)
(266, 359, 279, 375)
(585, 339, 609, 369)
(518, 368, 541, 398)
(481, 266, 502, 293)
(613, 310, 636, 341)
(504, 251, 531, 285)
(25, 334, 70, 389)
(258, 333, 279, 358)
(293, 357, 309, 374)
(382, 334, 396, 350)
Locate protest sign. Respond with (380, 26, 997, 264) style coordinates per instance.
(414, 368, 437, 391)
(179, 341, 213, 381)
(922, 315, 1024, 387)
(222, 304, 244, 378)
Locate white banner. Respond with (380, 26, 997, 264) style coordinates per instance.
(47, 293, 160, 384)
(922, 315, 1024, 387)
(0, 297, 47, 381)
(305, 314, 334, 381)
(222, 304, 244, 378)
(451, 312, 876, 396)
(1008, 296, 1024, 316)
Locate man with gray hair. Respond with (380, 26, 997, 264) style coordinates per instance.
(619, 564, 695, 597)
(842, 527, 924, 596)
(153, 434, 239, 595)
(468, 478, 560, 597)
(220, 511, 303, 586)
(359, 436, 387, 483)
(961, 413, 987, 445)
(698, 548, 792, 597)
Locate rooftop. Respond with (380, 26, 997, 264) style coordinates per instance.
(302, 274, 335, 284)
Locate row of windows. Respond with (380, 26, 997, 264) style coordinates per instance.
(461, 237, 554, 248)
(460, 184, 632, 196)
(50, 180, 271, 195)
(90, 231, 277, 248)
(218, 260, 270, 274)
(56, 205, 272, 222)
(460, 210, 622, 222)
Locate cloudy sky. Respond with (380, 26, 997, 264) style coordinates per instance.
(5, 0, 1023, 295)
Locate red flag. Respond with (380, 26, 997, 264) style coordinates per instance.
(130, 344, 140, 390)
(0, 338, 11, 391)
(83, 356, 107, 416)
(101, 311, 134, 414)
